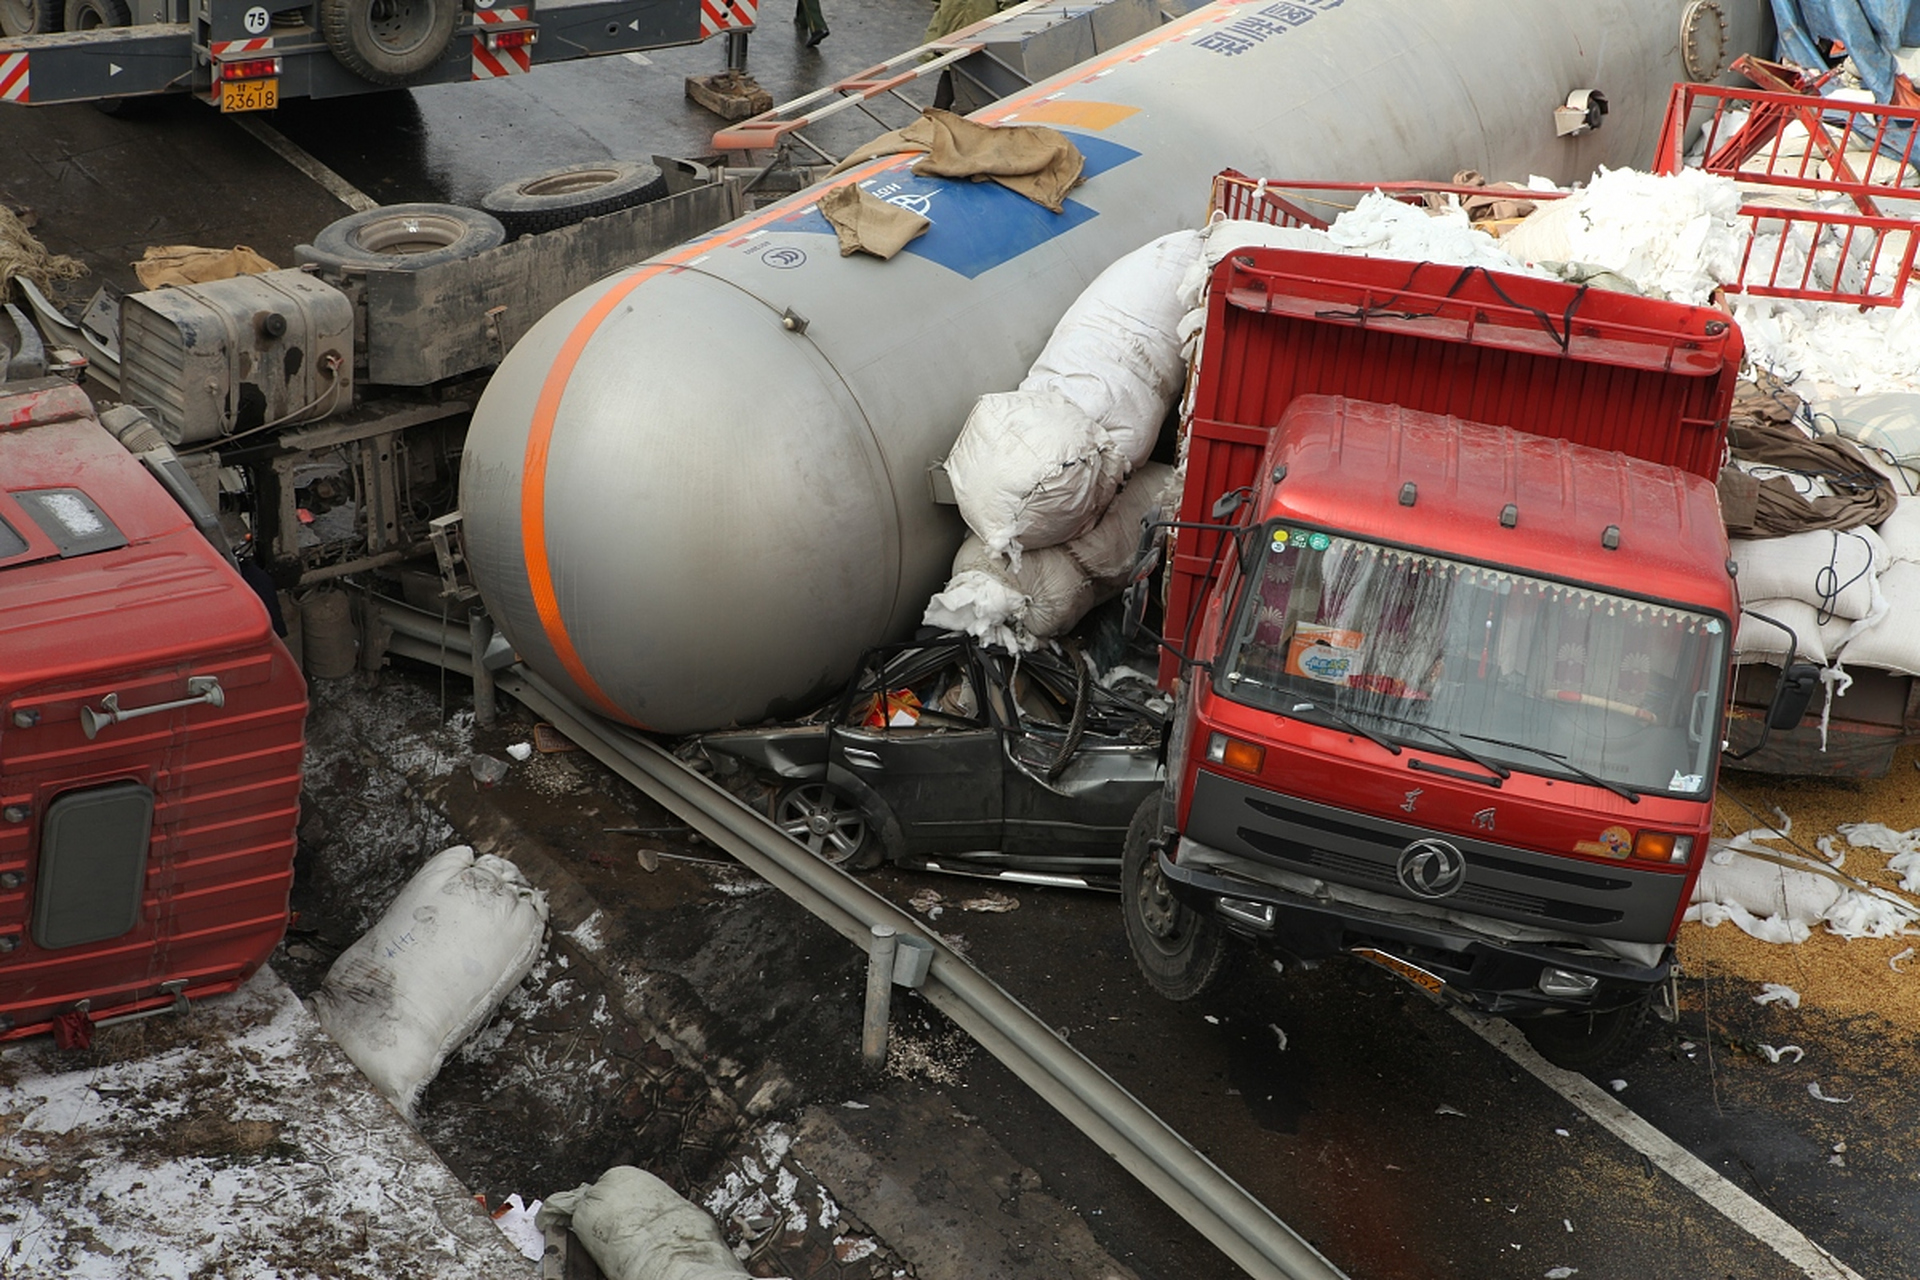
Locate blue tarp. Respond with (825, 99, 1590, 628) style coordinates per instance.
(1772, 0, 1920, 100)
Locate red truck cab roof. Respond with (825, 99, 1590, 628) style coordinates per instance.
(1256, 395, 1736, 616)
(0, 381, 306, 1041)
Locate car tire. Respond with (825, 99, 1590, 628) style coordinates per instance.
(1516, 992, 1656, 1072)
(479, 161, 671, 239)
(772, 780, 883, 872)
(1121, 795, 1231, 1001)
(300, 203, 505, 274)
(0, 0, 59, 36)
(319, 0, 458, 86)
(61, 0, 125, 28)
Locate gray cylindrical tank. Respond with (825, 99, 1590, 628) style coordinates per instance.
(460, 0, 1769, 733)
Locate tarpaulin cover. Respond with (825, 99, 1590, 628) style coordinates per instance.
(832, 109, 1084, 213)
(1771, 0, 1920, 102)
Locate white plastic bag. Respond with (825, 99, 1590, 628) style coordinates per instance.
(311, 845, 548, 1120)
(537, 1166, 746, 1280)
(946, 389, 1126, 559)
(1728, 526, 1886, 621)
(1023, 230, 1202, 465)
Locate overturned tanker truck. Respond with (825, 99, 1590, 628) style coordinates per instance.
(458, 0, 1772, 736)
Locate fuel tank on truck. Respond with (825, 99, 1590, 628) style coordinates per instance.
(459, 0, 1771, 734)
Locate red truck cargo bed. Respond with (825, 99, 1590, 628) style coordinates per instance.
(0, 382, 307, 1040)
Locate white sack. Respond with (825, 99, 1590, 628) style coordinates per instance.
(311, 845, 548, 1121)
(1518, 167, 1746, 305)
(946, 389, 1125, 559)
(536, 1166, 746, 1280)
(1729, 526, 1887, 621)
(923, 535, 1103, 651)
(1687, 835, 1916, 941)
(1062, 462, 1176, 584)
(1024, 231, 1202, 465)
(1814, 391, 1920, 468)
(1827, 560, 1920, 676)
(1876, 493, 1920, 562)
(1733, 598, 1828, 665)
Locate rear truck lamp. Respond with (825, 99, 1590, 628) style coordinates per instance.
(220, 57, 282, 80)
(1216, 898, 1275, 930)
(1538, 968, 1600, 998)
(486, 29, 536, 49)
(1633, 832, 1692, 864)
(1205, 732, 1266, 775)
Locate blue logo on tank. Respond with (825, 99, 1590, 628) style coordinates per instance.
(761, 133, 1139, 280)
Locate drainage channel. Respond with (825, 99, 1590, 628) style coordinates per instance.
(379, 599, 1343, 1279)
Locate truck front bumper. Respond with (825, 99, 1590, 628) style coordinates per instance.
(1159, 850, 1671, 1018)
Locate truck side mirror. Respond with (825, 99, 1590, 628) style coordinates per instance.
(1768, 662, 1820, 731)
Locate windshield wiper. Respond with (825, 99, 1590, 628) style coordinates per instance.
(1461, 734, 1641, 803)
(1287, 699, 1401, 757)
(1389, 719, 1510, 782)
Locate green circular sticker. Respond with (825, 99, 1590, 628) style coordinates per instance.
(1308, 532, 1330, 551)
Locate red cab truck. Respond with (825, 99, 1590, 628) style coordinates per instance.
(1123, 247, 1818, 1068)
(0, 380, 306, 1043)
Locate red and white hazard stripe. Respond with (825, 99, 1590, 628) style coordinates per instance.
(209, 36, 273, 58)
(699, 0, 756, 37)
(470, 7, 531, 78)
(0, 52, 28, 105)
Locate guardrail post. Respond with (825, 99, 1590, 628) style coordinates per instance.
(469, 608, 496, 728)
(862, 924, 898, 1067)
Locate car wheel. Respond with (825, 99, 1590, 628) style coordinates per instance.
(772, 781, 882, 872)
(61, 0, 124, 27)
(1121, 795, 1230, 1001)
(479, 161, 671, 239)
(0, 0, 59, 36)
(319, 0, 458, 86)
(1516, 992, 1655, 1072)
(299, 203, 506, 274)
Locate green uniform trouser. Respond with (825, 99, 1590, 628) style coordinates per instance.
(794, 0, 825, 36)
(923, 0, 998, 44)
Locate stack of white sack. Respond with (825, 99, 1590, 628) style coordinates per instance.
(945, 231, 1201, 563)
(1685, 825, 1918, 944)
(311, 845, 548, 1121)
(925, 464, 1175, 650)
(1728, 524, 1889, 670)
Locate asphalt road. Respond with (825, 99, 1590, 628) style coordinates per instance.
(1, 11, 1913, 1278)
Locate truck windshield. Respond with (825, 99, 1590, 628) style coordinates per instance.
(1216, 527, 1726, 798)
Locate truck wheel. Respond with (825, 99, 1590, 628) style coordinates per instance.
(61, 0, 124, 27)
(300, 203, 505, 273)
(1122, 796, 1230, 1001)
(2, 0, 60, 35)
(319, 0, 458, 86)
(479, 162, 671, 239)
(1516, 992, 1655, 1072)
(773, 781, 883, 872)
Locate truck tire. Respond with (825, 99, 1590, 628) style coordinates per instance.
(772, 780, 883, 871)
(1516, 992, 1655, 1072)
(319, 0, 458, 86)
(300, 203, 505, 274)
(61, 0, 124, 26)
(1, 0, 59, 36)
(1122, 796, 1230, 1001)
(479, 162, 671, 239)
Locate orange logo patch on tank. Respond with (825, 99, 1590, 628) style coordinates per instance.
(1573, 826, 1634, 860)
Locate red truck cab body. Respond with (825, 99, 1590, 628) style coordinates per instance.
(0, 381, 306, 1041)
(1131, 250, 1744, 1053)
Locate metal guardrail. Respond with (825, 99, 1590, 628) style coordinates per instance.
(484, 661, 1347, 1280)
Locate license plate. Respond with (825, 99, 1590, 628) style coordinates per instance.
(1351, 947, 1446, 996)
(221, 78, 278, 113)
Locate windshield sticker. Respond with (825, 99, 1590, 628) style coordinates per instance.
(1270, 529, 1290, 551)
(1306, 532, 1331, 551)
(1573, 826, 1634, 860)
(1670, 771, 1705, 793)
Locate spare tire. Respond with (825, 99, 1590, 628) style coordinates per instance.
(319, 0, 458, 86)
(1, 0, 60, 36)
(479, 161, 671, 238)
(299, 203, 505, 274)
